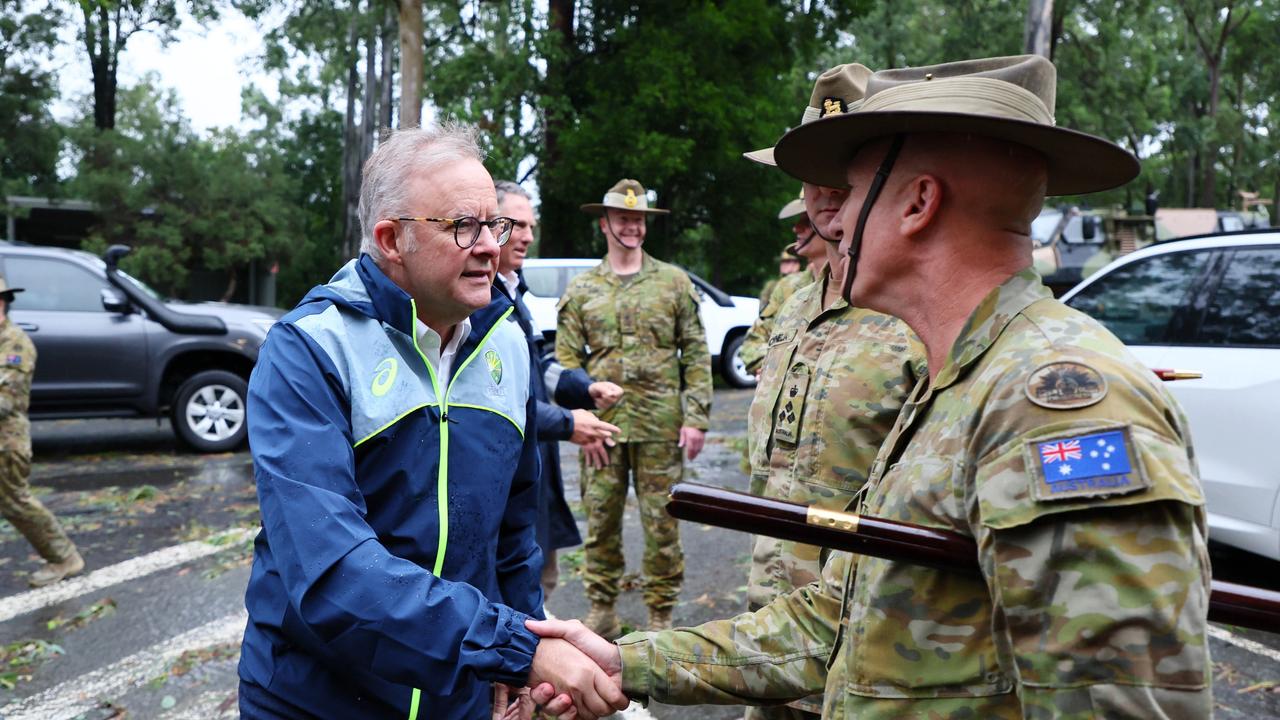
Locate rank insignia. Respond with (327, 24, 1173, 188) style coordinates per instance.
(623, 188, 639, 208)
(1025, 426, 1149, 502)
(820, 97, 846, 118)
(1025, 360, 1108, 410)
(774, 366, 809, 444)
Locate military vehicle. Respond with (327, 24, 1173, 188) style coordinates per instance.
(1032, 206, 1157, 296)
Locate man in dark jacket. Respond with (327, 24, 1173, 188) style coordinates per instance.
(493, 181, 623, 602)
(238, 125, 628, 720)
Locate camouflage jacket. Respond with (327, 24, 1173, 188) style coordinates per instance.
(757, 277, 780, 309)
(619, 269, 1212, 719)
(746, 270, 922, 607)
(0, 317, 35, 456)
(740, 270, 816, 374)
(556, 253, 712, 442)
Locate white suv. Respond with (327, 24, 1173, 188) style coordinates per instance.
(520, 258, 760, 388)
(1061, 229, 1280, 560)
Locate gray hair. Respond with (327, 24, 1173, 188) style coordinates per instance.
(358, 122, 485, 263)
(494, 180, 531, 209)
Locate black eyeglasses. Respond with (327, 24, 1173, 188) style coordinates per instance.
(395, 216, 515, 248)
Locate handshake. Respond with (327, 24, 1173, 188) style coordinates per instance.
(492, 619, 630, 720)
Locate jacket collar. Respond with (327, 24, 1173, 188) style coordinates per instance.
(591, 251, 658, 285)
(348, 253, 512, 340)
(932, 267, 1051, 391)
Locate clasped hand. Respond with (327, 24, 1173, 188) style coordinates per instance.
(498, 618, 627, 720)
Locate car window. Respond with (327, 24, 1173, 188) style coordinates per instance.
(3, 256, 109, 312)
(1067, 249, 1212, 344)
(523, 266, 561, 298)
(1196, 247, 1280, 347)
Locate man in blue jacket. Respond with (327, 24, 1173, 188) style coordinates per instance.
(493, 180, 624, 602)
(238, 124, 628, 720)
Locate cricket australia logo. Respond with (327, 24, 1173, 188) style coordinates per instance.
(484, 349, 503, 385)
(371, 357, 397, 397)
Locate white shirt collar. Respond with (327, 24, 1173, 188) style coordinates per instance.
(498, 270, 520, 298)
(415, 317, 472, 383)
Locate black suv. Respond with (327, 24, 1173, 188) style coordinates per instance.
(0, 243, 282, 452)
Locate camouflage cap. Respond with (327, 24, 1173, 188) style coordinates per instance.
(0, 276, 24, 296)
(773, 55, 1140, 195)
(744, 63, 874, 167)
(580, 178, 670, 216)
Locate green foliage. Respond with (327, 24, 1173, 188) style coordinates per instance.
(70, 76, 301, 298)
(0, 1, 64, 198)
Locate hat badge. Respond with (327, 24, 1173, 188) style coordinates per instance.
(821, 97, 846, 118)
(623, 188, 639, 208)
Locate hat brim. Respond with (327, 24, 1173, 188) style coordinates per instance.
(579, 203, 670, 216)
(778, 198, 806, 220)
(0, 288, 24, 296)
(773, 111, 1139, 196)
(742, 147, 776, 167)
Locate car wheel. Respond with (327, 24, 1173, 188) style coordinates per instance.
(171, 370, 249, 453)
(720, 333, 756, 389)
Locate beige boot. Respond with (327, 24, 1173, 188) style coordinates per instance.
(29, 550, 85, 588)
(584, 601, 621, 640)
(647, 606, 673, 631)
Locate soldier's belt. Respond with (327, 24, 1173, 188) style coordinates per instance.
(667, 482, 1280, 635)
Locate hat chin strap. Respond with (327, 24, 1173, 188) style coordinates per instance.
(604, 210, 643, 250)
(842, 134, 906, 305)
(793, 228, 818, 250)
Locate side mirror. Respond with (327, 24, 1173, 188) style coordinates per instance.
(1081, 215, 1100, 241)
(101, 287, 130, 314)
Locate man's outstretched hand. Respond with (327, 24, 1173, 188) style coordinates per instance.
(525, 618, 627, 719)
(588, 381, 624, 409)
(526, 631, 628, 720)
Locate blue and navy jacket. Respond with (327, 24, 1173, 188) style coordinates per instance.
(238, 255, 544, 720)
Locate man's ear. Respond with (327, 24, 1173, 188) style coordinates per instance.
(900, 174, 943, 238)
(373, 220, 403, 266)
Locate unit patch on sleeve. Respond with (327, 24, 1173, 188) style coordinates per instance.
(5, 354, 21, 366)
(1024, 360, 1108, 410)
(1025, 426, 1150, 502)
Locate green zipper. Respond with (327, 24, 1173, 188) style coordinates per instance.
(406, 302, 514, 720)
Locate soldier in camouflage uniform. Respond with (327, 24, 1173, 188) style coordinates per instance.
(738, 193, 826, 376)
(556, 179, 713, 637)
(0, 277, 83, 587)
(740, 63, 926, 720)
(528, 55, 1212, 720)
(756, 245, 802, 309)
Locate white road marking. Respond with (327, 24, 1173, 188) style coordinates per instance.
(1209, 624, 1280, 664)
(0, 611, 247, 720)
(0, 528, 255, 623)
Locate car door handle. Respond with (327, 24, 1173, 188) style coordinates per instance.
(1152, 368, 1202, 381)
(17, 322, 37, 332)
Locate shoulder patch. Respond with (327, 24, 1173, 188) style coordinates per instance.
(1025, 360, 1108, 410)
(1025, 426, 1150, 502)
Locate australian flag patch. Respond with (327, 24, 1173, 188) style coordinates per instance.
(1026, 426, 1150, 502)
(5, 354, 20, 366)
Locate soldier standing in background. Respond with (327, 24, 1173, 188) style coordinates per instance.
(555, 178, 713, 637)
(757, 241, 803, 308)
(0, 277, 84, 587)
(738, 63, 925, 720)
(739, 192, 827, 376)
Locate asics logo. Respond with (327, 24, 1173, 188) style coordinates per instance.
(371, 357, 398, 397)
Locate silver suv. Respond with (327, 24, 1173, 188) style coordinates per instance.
(0, 243, 282, 452)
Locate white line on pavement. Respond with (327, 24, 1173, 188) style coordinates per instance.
(1209, 624, 1280, 664)
(0, 528, 256, 624)
(0, 611, 247, 720)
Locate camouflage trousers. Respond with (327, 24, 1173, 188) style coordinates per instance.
(0, 451, 75, 563)
(580, 441, 683, 610)
(744, 704, 820, 720)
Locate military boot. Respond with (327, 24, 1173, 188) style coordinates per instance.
(584, 601, 621, 640)
(29, 549, 84, 588)
(647, 606, 673, 631)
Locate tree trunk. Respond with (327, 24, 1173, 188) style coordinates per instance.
(541, 0, 575, 256)
(1023, 0, 1053, 57)
(379, 1, 395, 130)
(221, 267, 239, 303)
(340, 5, 363, 260)
(398, 0, 423, 127)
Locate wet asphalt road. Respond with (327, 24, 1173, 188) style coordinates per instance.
(1, 389, 1277, 718)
